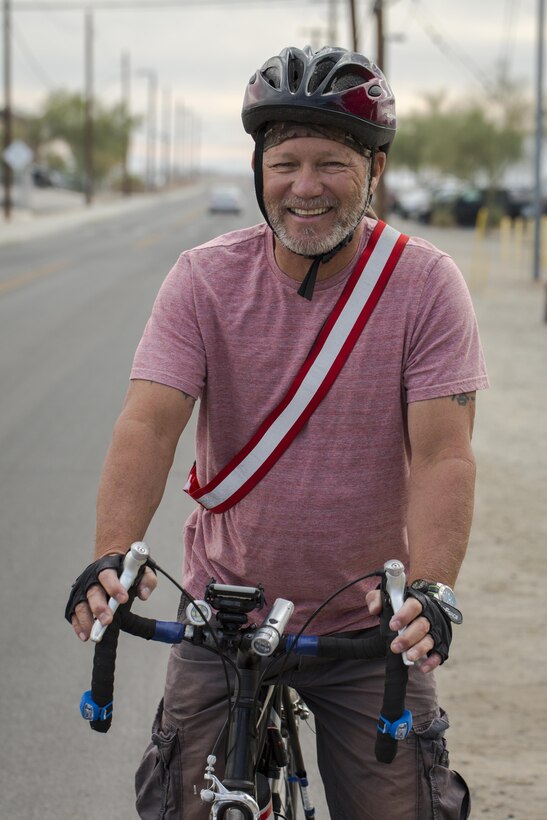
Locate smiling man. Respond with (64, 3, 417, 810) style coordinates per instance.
(260, 123, 385, 265)
(68, 46, 488, 819)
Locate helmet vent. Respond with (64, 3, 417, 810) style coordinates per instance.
(263, 65, 281, 89)
(328, 70, 368, 93)
(308, 57, 337, 93)
(287, 53, 305, 92)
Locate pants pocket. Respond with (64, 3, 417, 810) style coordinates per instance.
(415, 709, 471, 820)
(135, 699, 182, 820)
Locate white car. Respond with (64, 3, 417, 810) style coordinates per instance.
(208, 186, 244, 214)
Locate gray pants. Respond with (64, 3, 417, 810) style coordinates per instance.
(135, 637, 470, 820)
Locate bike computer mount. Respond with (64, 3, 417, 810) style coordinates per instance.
(205, 580, 266, 638)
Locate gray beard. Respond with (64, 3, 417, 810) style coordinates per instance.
(264, 190, 368, 258)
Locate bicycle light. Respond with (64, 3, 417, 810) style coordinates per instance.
(251, 598, 294, 656)
(185, 599, 213, 626)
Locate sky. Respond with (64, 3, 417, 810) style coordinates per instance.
(5, 0, 542, 175)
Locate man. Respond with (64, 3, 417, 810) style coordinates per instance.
(68, 46, 488, 818)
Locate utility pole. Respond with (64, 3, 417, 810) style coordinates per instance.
(174, 103, 185, 181)
(328, 0, 338, 44)
(83, 9, 94, 205)
(374, 0, 385, 70)
(373, 0, 388, 219)
(348, 0, 359, 50)
(2, 0, 12, 220)
(121, 50, 131, 195)
(139, 69, 157, 190)
(533, 0, 545, 283)
(161, 86, 172, 187)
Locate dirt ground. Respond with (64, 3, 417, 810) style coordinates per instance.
(395, 219, 547, 820)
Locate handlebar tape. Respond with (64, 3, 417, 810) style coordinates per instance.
(374, 646, 409, 763)
(88, 592, 146, 733)
(89, 609, 121, 733)
(314, 631, 386, 659)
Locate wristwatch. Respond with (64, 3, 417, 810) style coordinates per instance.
(410, 579, 463, 624)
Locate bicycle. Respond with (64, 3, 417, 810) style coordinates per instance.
(79, 543, 413, 819)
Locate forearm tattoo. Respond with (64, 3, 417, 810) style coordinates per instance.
(451, 393, 476, 407)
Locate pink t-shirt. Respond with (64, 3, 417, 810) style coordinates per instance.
(131, 219, 489, 633)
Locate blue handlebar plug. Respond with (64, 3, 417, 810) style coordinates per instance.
(377, 709, 413, 740)
(80, 690, 113, 722)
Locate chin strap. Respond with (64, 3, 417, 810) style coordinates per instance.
(298, 229, 356, 300)
(297, 257, 321, 300)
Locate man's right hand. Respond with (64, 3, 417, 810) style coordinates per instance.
(66, 556, 157, 642)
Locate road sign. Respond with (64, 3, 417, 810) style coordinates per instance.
(3, 140, 33, 172)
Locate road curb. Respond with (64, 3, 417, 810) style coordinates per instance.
(0, 183, 205, 247)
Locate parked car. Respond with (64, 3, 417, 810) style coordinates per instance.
(208, 186, 244, 214)
(422, 186, 531, 227)
(390, 187, 432, 222)
(31, 165, 66, 188)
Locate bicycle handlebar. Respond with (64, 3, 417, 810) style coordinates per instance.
(80, 552, 413, 763)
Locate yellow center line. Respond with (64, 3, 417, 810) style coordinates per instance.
(135, 234, 164, 250)
(0, 259, 70, 296)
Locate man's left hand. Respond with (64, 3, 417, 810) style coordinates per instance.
(365, 589, 441, 673)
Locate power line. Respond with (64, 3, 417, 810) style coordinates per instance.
(499, 0, 520, 75)
(411, 0, 499, 97)
(13, 0, 318, 10)
(12, 16, 56, 88)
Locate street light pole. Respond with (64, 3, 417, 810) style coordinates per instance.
(138, 69, 157, 190)
(533, 0, 545, 283)
(2, 0, 13, 220)
(83, 9, 94, 205)
(121, 50, 131, 195)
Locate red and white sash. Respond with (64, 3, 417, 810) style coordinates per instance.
(185, 220, 409, 513)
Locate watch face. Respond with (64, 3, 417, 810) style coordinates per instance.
(438, 585, 457, 607)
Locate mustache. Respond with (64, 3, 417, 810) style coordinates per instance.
(282, 197, 339, 210)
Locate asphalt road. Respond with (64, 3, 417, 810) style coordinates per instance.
(0, 181, 330, 819)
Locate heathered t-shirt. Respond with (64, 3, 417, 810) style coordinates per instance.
(131, 219, 489, 634)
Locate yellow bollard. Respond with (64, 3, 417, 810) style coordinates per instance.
(470, 208, 489, 289)
(475, 207, 489, 238)
(499, 216, 512, 263)
(542, 216, 547, 272)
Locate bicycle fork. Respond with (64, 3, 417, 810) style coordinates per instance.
(201, 654, 265, 819)
(201, 755, 261, 819)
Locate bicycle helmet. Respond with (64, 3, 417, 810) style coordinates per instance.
(242, 46, 397, 299)
(242, 45, 396, 153)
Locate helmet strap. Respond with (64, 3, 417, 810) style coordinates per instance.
(253, 126, 272, 229)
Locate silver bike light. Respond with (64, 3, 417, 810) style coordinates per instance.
(251, 598, 294, 656)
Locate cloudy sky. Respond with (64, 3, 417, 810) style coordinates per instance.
(6, 0, 542, 173)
